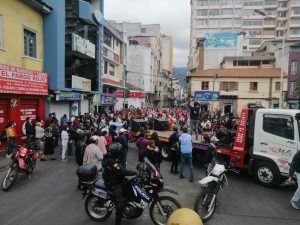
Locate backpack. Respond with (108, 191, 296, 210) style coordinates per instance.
(0, 129, 7, 142)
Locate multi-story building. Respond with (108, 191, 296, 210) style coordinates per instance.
(187, 42, 287, 115)
(0, 0, 51, 150)
(189, 0, 300, 72)
(102, 23, 126, 110)
(43, 0, 104, 119)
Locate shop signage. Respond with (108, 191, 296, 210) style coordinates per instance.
(59, 92, 81, 101)
(194, 91, 220, 101)
(20, 108, 36, 121)
(100, 93, 115, 105)
(72, 33, 95, 59)
(0, 64, 48, 96)
(129, 92, 146, 98)
(72, 75, 91, 92)
(0, 109, 4, 124)
(11, 99, 17, 109)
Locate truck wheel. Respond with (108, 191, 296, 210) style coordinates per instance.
(253, 161, 281, 188)
(161, 146, 171, 161)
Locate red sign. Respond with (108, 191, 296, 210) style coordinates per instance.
(0, 64, 48, 95)
(233, 109, 248, 151)
(115, 92, 124, 97)
(129, 92, 145, 98)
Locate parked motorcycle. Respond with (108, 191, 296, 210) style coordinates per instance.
(194, 162, 228, 221)
(77, 157, 181, 225)
(2, 146, 38, 191)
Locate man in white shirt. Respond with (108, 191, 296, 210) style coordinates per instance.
(83, 136, 103, 170)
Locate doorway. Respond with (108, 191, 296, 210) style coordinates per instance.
(224, 104, 232, 114)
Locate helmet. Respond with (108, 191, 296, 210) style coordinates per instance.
(107, 142, 122, 159)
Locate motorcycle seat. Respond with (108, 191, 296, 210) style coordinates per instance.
(95, 179, 106, 189)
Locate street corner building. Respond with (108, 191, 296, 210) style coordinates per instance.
(43, 0, 105, 119)
(0, 0, 52, 150)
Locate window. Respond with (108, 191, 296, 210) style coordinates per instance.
(290, 28, 300, 35)
(275, 82, 280, 91)
(249, 82, 258, 91)
(109, 63, 115, 76)
(197, 0, 208, 6)
(263, 29, 274, 36)
(263, 114, 294, 140)
(197, 9, 208, 16)
(279, 2, 288, 7)
(290, 81, 296, 96)
(0, 16, 2, 48)
(291, 60, 298, 76)
(209, 9, 220, 16)
(196, 19, 208, 26)
(265, 0, 276, 6)
(291, 18, 300, 25)
(221, 0, 232, 5)
(104, 61, 108, 74)
(278, 11, 287, 17)
(220, 82, 238, 91)
(276, 30, 284, 37)
(201, 81, 209, 90)
(249, 38, 261, 45)
(293, 8, 300, 15)
(234, 19, 241, 25)
(141, 28, 147, 33)
(222, 19, 232, 26)
(222, 9, 233, 16)
(247, 29, 262, 36)
(244, 1, 263, 7)
(24, 28, 37, 58)
(209, 0, 220, 6)
(209, 19, 219, 26)
(265, 10, 276, 16)
(104, 32, 112, 47)
(243, 20, 263, 27)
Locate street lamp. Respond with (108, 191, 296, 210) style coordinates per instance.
(211, 73, 218, 111)
(254, 9, 286, 109)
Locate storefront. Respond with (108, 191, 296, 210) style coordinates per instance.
(0, 64, 48, 151)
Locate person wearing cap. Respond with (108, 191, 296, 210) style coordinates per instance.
(169, 127, 181, 174)
(179, 127, 194, 182)
(83, 136, 103, 170)
(206, 136, 219, 165)
(117, 128, 128, 169)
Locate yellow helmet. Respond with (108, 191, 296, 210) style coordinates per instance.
(167, 208, 203, 225)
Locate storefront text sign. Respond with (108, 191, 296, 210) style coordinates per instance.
(20, 108, 36, 121)
(0, 64, 48, 95)
(59, 92, 81, 101)
(72, 33, 95, 58)
(72, 75, 91, 92)
(100, 93, 115, 105)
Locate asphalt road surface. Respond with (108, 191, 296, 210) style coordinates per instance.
(0, 144, 299, 225)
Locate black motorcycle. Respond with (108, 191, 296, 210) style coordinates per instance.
(77, 157, 181, 225)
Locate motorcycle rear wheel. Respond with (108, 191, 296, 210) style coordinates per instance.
(2, 163, 19, 191)
(194, 189, 216, 221)
(149, 196, 181, 225)
(85, 194, 112, 221)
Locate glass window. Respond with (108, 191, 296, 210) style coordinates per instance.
(24, 28, 37, 58)
(197, 0, 208, 6)
(275, 82, 280, 91)
(0, 16, 2, 48)
(222, 19, 232, 26)
(109, 63, 115, 76)
(278, 11, 287, 17)
(197, 9, 208, 16)
(234, 19, 241, 25)
(208, 19, 219, 26)
(290, 81, 296, 96)
(247, 29, 262, 36)
(196, 19, 208, 26)
(291, 18, 300, 25)
(222, 9, 233, 16)
(244, 1, 263, 6)
(243, 20, 262, 26)
(209, 0, 220, 6)
(104, 61, 108, 74)
(202, 81, 209, 90)
(220, 82, 238, 91)
(249, 38, 261, 45)
(290, 28, 300, 35)
(209, 9, 220, 16)
(265, 0, 276, 6)
(291, 60, 298, 75)
(233, 0, 242, 4)
(279, 2, 288, 7)
(104, 32, 112, 47)
(263, 114, 294, 140)
(249, 82, 258, 91)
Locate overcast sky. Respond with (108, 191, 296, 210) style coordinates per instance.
(104, 0, 190, 68)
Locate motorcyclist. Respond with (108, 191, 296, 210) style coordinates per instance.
(102, 142, 136, 225)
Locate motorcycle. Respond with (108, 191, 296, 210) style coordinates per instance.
(194, 162, 228, 221)
(77, 157, 181, 225)
(2, 146, 38, 191)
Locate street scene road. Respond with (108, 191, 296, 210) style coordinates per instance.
(0, 144, 299, 225)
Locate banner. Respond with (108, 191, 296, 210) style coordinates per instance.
(72, 33, 95, 58)
(72, 75, 91, 92)
(194, 91, 220, 101)
(100, 93, 115, 105)
(0, 64, 48, 95)
(205, 32, 237, 49)
(59, 92, 81, 101)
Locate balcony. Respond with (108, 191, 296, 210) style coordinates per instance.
(103, 48, 120, 64)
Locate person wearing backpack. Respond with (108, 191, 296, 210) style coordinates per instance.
(6, 121, 16, 158)
(169, 127, 181, 174)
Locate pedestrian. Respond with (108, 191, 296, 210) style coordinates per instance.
(83, 136, 103, 170)
(61, 125, 69, 161)
(50, 120, 60, 147)
(179, 127, 194, 182)
(151, 132, 162, 153)
(5, 121, 16, 158)
(25, 117, 35, 148)
(35, 122, 45, 153)
(41, 127, 56, 161)
(110, 125, 118, 142)
(169, 127, 180, 174)
(188, 99, 201, 140)
(288, 151, 300, 210)
(145, 140, 161, 171)
(67, 122, 76, 156)
(136, 132, 150, 166)
(96, 130, 107, 156)
(206, 136, 219, 164)
(60, 114, 69, 126)
(117, 128, 128, 169)
(75, 133, 87, 166)
(103, 130, 112, 147)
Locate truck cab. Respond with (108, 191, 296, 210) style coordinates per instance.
(251, 109, 300, 187)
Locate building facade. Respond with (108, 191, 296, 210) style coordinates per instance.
(189, 0, 300, 72)
(0, 0, 51, 150)
(43, 0, 104, 120)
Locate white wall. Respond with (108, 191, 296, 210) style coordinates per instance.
(50, 102, 69, 124)
(81, 99, 89, 115)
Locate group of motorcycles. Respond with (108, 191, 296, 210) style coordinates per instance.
(1, 144, 228, 224)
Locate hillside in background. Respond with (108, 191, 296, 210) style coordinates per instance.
(172, 67, 187, 87)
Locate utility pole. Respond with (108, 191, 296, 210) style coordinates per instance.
(211, 73, 218, 111)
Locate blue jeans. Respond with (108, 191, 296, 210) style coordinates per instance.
(292, 172, 300, 203)
(180, 153, 194, 178)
